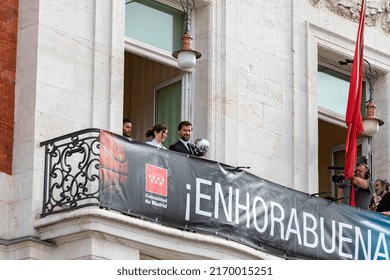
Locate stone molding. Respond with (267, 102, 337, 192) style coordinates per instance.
(34, 208, 283, 260)
(310, 0, 390, 34)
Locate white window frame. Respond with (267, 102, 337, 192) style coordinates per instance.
(330, 139, 368, 197)
(317, 59, 352, 127)
(124, 0, 195, 122)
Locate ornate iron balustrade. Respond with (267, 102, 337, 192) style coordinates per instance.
(40, 128, 101, 217)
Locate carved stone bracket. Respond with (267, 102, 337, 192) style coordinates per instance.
(310, 0, 390, 34)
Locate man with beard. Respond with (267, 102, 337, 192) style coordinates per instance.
(373, 179, 390, 213)
(122, 118, 132, 138)
(169, 121, 198, 156)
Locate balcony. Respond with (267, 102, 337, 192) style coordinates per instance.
(36, 128, 280, 260)
(40, 128, 101, 217)
(36, 129, 390, 260)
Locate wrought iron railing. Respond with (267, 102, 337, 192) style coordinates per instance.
(40, 128, 101, 217)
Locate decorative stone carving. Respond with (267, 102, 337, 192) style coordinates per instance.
(382, 0, 390, 33)
(310, 0, 390, 34)
(310, 0, 322, 7)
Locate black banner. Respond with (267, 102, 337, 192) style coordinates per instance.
(99, 130, 390, 260)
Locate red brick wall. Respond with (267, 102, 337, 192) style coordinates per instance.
(0, 0, 18, 175)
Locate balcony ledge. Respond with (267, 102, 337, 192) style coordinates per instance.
(34, 208, 283, 260)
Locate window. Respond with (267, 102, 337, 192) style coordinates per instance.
(155, 79, 182, 147)
(123, 0, 193, 143)
(318, 65, 367, 121)
(125, 0, 183, 52)
(317, 64, 368, 200)
(330, 141, 366, 199)
(317, 66, 350, 116)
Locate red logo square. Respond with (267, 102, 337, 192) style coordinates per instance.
(145, 164, 168, 196)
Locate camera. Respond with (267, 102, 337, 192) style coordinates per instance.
(331, 173, 351, 188)
(332, 174, 345, 184)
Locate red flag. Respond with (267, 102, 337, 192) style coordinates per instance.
(344, 0, 366, 207)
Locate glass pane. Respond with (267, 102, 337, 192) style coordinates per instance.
(125, 0, 183, 52)
(317, 66, 350, 115)
(333, 149, 345, 168)
(155, 81, 182, 147)
(318, 66, 366, 117)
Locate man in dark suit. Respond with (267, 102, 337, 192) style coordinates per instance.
(169, 121, 197, 156)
